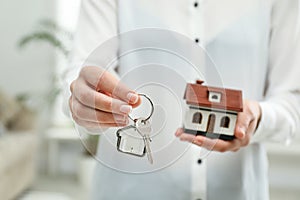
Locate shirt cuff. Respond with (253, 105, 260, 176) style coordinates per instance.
(251, 102, 272, 144)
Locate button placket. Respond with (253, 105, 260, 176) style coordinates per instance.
(189, 1, 206, 199)
(190, 145, 206, 200)
(191, 0, 202, 45)
(197, 159, 202, 164)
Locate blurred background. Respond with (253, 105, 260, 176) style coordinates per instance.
(0, 0, 299, 200)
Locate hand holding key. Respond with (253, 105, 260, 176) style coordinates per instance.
(116, 94, 155, 164)
(69, 66, 141, 130)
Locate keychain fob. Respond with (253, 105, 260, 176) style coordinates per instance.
(116, 125, 146, 157)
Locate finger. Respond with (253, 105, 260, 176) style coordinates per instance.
(192, 137, 203, 146)
(177, 131, 240, 152)
(179, 133, 196, 143)
(175, 128, 184, 137)
(238, 120, 256, 147)
(178, 132, 238, 152)
(234, 111, 253, 139)
(194, 135, 239, 152)
(231, 147, 240, 152)
(73, 115, 128, 129)
(132, 96, 142, 108)
(71, 80, 133, 115)
(80, 66, 140, 104)
(71, 97, 129, 124)
(247, 118, 258, 136)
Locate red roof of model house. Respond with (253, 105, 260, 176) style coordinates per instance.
(184, 80, 243, 112)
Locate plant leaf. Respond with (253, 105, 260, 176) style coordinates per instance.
(18, 31, 69, 56)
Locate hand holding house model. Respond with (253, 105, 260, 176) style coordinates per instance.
(183, 80, 243, 141)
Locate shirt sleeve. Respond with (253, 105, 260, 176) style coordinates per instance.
(252, 0, 300, 144)
(62, 0, 119, 116)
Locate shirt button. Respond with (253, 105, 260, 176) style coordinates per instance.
(195, 38, 200, 43)
(194, 2, 199, 7)
(197, 159, 202, 164)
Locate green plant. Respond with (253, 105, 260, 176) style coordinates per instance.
(18, 19, 72, 56)
(17, 19, 72, 107)
(17, 19, 99, 156)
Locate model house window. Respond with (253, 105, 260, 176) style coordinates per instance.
(192, 112, 202, 124)
(220, 116, 230, 128)
(208, 92, 221, 103)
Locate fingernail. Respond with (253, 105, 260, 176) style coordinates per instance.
(120, 105, 132, 114)
(180, 136, 190, 142)
(115, 115, 127, 122)
(175, 129, 182, 137)
(127, 92, 139, 104)
(239, 133, 245, 139)
(196, 139, 203, 146)
(237, 127, 245, 138)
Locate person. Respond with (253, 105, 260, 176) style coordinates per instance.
(66, 0, 300, 200)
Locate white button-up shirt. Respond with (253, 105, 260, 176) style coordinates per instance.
(67, 0, 300, 200)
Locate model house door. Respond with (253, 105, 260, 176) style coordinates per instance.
(207, 114, 216, 133)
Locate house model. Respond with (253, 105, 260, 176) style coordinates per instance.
(183, 80, 243, 141)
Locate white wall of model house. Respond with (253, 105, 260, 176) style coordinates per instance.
(184, 107, 237, 136)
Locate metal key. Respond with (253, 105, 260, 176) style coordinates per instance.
(136, 118, 153, 164)
(115, 94, 155, 164)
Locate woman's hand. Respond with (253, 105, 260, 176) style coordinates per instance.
(69, 66, 141, 130)
(175, 100, 261, 152)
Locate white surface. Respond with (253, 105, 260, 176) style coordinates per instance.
(267, 140, 300, 194)
(52, 0, 81, 127)
(22, 175, 86, 200)
(45, 127, 80, 175)
(46, 127, 79, 141)
(78, 156, 96, 192)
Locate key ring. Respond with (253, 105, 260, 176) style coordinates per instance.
(128, 94, 154, 123)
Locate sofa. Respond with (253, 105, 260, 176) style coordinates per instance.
(0, 131, 37, 200)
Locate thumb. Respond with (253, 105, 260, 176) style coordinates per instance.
(234, 113, 251, 139)
(81, 66, 140, 105)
